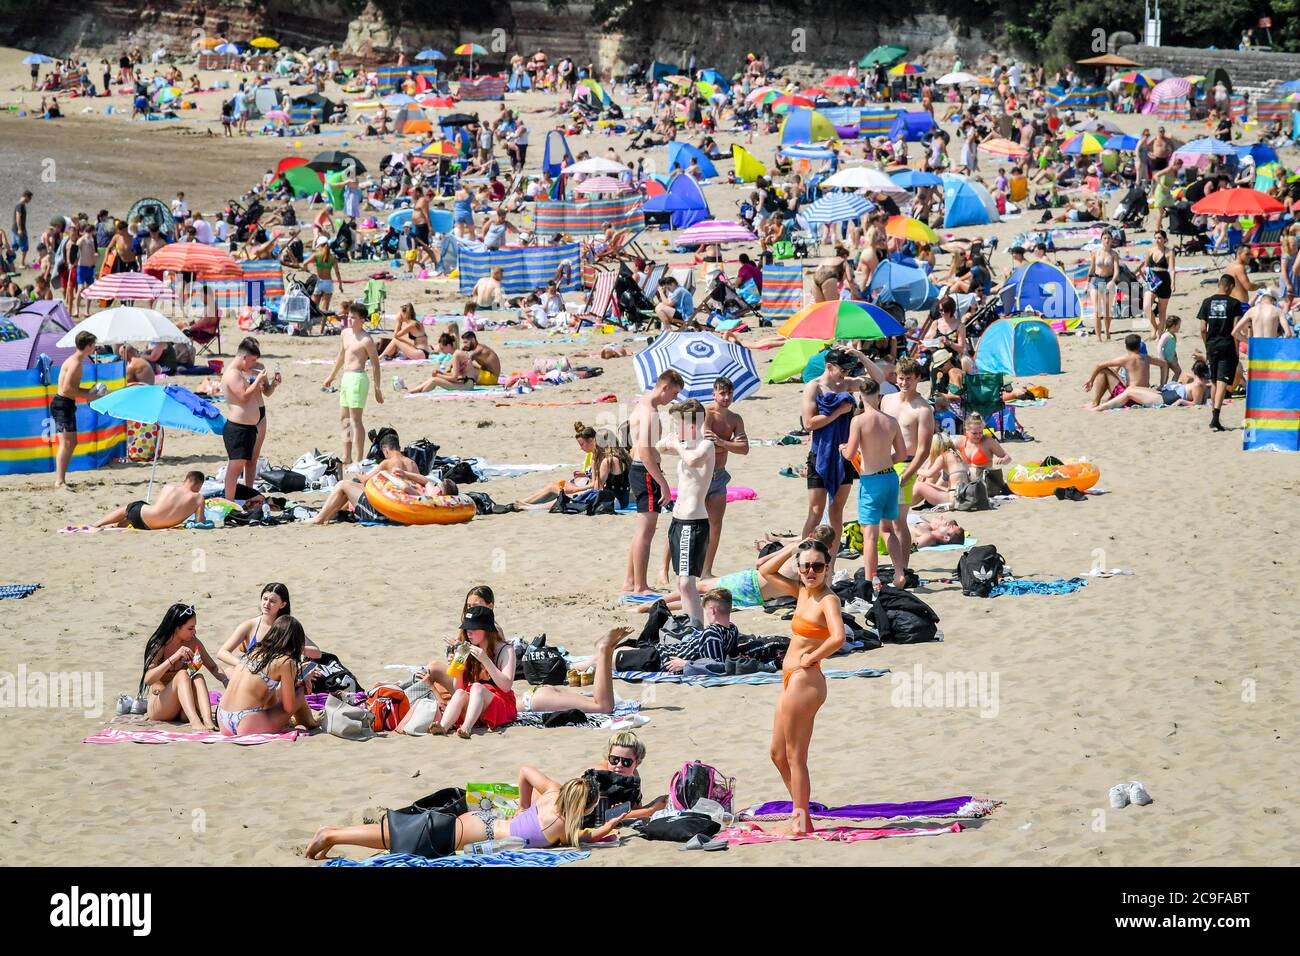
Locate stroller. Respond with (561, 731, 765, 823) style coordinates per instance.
(1112, 185, 1149, 228)
(614, 263, 656, 330)
(697, 273, 763, 328)
(330, 220, 356, 262)
(1167, 201, 1205, 254)
(274, 271, 330, 335)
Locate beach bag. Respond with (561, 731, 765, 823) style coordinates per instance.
(582, 769, 643, 827)
(311, 652, 362, 694)
(957, 545, 1006, 598)
(261, 468, 307, 493)
(404, 439, 439, 475)
(321, 695, 375, 740)
(669, 761, 736, 812)
(443, 460, 478, 485)
(954, 479, 990, 512)
(521, 636, 568, 685)
(401, 786, 468, 817)
(868, 586, 941, 643)
(615, 645, 661, 672)
(365, 427, 399, 464)
(637, 813, 720, 843)
(364, 685, 411, 732)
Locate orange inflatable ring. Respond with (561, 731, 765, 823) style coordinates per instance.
(1006, 460, 1100, 498)
(363, 473, 476, 525)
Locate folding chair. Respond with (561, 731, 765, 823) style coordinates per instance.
(959, 372, 1008, 439)
(1245, 217, 1288, 271)
(669, 266, 696, 294)
(640, 263, 666, 299)
(571, 270, 619, 329)
(184, 312, 223, 357)
(1206, 226, 1243, 269)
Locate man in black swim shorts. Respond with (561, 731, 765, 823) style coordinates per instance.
(1198, 274, 1244, 432)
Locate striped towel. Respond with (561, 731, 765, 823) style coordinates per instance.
(760, 264, 803, 323)
(721, 822, 963, 845)
(614, 667, 889, 686)
(324, 849, 589, 867)
(83, 727, 299, 745)
(0, 584, 40, 600)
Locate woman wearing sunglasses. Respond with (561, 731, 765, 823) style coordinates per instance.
(137, 602, 228, 732)
(755, 538, 846, 834)
(587, 731, 668, 821)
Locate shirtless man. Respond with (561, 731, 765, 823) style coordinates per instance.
(410, 186, 431, 248)
(323, 302, 384, 465)
(118, 344, 156, 385)
(309, 442, 448, 525)
(472, 268, 507, 310)
(1149, 126, 1172, 171)
(1234, 291, 1293, 345)
(840, 377, 908, 587)
(879, 356, 934, 584)
(658, 399, 715, 625)
(51, 331, 98, 488)
(625, 369, 684, 595)
(1225, 247, 1262, 306)
(221, 337, 271, 500)
(700, 376, 748, 578)
(93, 471, 206, 530)
(1084, 333, 1170, 408)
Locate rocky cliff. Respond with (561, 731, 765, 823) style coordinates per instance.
(0, 0, 998, 72)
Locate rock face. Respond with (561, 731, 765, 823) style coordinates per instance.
(3, 0, 998, 71)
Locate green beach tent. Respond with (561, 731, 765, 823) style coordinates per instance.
(765, 338, 829, 383)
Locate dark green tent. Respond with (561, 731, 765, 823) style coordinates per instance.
(859, 45, 908, 69)
(1206, 66, 1232, 93)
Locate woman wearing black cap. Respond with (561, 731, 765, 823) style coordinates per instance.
(431, 604, 517, 738)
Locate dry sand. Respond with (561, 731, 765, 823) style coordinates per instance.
(0, 47, 1296, 867)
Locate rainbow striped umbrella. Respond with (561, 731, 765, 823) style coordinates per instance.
(778, 300, 905, 341)
(675, 220, 758, 246)
(1061, 132, 1108, 155)
(454, 43, 487, 55)
(771, 93, 815, 113)
(745, 85, 778, 103)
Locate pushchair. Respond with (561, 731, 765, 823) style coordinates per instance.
(330, 220, 356, 262)
(696, 273, 763, 328)
(614, 263, 656, 330)
(1167, 201, 1205, 254)
(1112, 185, 1149, 228)
(274, 272, 329, 335)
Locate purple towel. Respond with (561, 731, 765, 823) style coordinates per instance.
(747, 796, 982, 820)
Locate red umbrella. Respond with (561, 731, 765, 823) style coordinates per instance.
(275, 156, 309, 175)
(823, 75, 859, 88)
(641, 179, 667, 198)
(1191, 188, 1286, 217)
(143, 244, 243, 280)
(802, 86, 828, 98)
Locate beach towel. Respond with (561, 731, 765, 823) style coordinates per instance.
(742, 796, 1001, 821)
(496, 394, 619, 407)
(811, 392, 853, 497)
(760, 263, 803, 323)
(83, 727, 299, 745)
(323, 849, 589, 868)
(508, 699, 645, 731)
(989, 577, 1087, 597)
(0, 584, 41, 600)
(502, 338, 589, 346)
(473, 461, 574, 480)
(614, 666, 888, 687)
(722, 822, 963, 845)
(404, 388, 515, 400)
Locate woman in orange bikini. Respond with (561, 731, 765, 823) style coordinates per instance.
(756, 537, 846, 834)
(954, 412, 1011, 477)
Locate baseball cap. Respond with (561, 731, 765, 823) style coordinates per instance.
(315, 235, 329, 246)
(460, 605, 496, 633)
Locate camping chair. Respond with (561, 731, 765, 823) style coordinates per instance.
(959, 372, 1008, 440)
(640, 263, 666, 299)
(183, 311, 223, 358)
(1206, 226, 1243, 269)
(571, 270, 619, 329)
(1245, 217, 1288, 271)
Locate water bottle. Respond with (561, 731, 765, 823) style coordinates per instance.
(464, 836, 526, 856)
(261, 502, 272, 522)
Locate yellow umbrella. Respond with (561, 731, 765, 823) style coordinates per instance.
(250, 37, 279, 49)
(885, 215, 939, 244)
(201, 37, 222, 49)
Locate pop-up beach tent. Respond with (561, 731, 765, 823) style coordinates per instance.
(667, 141, 718, 179)
(642, 173, 710, 229)
(0, 300, 75, 371)
(998, 261, 1080, 321)
(941, 173, 1000, 227)
(975, 316, 1062, 376)
(543, 130, 575, 177)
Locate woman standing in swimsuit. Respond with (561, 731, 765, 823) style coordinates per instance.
(811, 246, 850, 303)
(138, 603, 227, 732)
(1087, 229, 1120, 341)
(758, 538, 845, 834)
(1139, 230, 1175, 339)
(215, 615, 320, 736)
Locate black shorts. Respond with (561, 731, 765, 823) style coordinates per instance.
(354, 491, 388, 524)
(806, 449, 858, 491)
(1207, 342, 1239, 384)
(49, 395, 78, 434)
(629, 462, 667, 513)
(385, 807, 457, 858)
(412, 222, 430, 245)
(125, 500, 151, 531)
(1152, 272, 1171, 301)
(669, 517, 710, 578)
(1150, 156, 1169, 172)
(222, 419, 259, 461)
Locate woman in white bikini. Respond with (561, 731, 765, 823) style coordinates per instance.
(215, 615, 320, 736)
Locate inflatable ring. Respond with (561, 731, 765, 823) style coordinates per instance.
(1006, 460, 1100, 498)
(363, 473, 476, 525)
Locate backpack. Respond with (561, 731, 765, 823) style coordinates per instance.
(954, 479, 990, 512)
(582, 768, 643, 826)
(310, 652, 362, 695)
(403, 439, 439, 475)
(365, 426, 399, 464)
(614, 644, 661, 672)
(364, 685, 411, 731)
(668, 761, 736, 812)
(957, 544, 1006, 598)
(520, 635, 567, 685)
(868, 586, 941, 643)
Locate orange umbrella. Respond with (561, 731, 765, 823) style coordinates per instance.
(978, 137, 1028, 158)
(142, 244, 242, 280)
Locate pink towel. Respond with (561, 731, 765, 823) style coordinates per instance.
(670, 486, 757, 503)
(83, 726, 298, 745)
(721, 822, 962, 845)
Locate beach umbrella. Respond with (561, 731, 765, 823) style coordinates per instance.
(694, 81, 718, 98)
(564, 157, 629, 175)
(777, 300, 904, 341)
(415, 140, 459, 158)
(382, 93, 418, 106)
(91, 385, 226, 500)
(675, 220, 758, 246)
(265, 109, 290, 122)
(308, 149, 366, 173)
(1071, 117, 1124, 135)
(891, 169, 943, 189)
(824, 75, 859, 88)
(250, 37, 279, 49)
(745, 85, 778, 103)
(1115, 71, 1154, 88)
(868, 259, 940, 310)
(215, 43, 241, 55)
(276, 164, 326, 196)
(889, 63, 925, 76)
(937, 71, 976, 86)
(664, 75, 692, 87)
(1255, 161, 1286, 191)
(822, 166, 906, 193)
(455, 42, 486, 74)
(1061, 132, 1108, 155)
(142, 244, 242, 280)
(573, 176, 626, 195)
(770, 93, 816, 113)
(634, 332, 761, 402)
(22, 53, 53, 65)
(1177, 137, 1238, 157)
(1142, 67, 1175, 81)
(415, 49, 446, 61)
(57, 307, 186, 348)
(416, 94, 455, 108)
(1191, 188, 1285, 216)
(1103, 134, 1139, 151)
(154, 87, 181, 104)
(801, 192, 874, 224)
(978, 137, 1029, 159)
(765, 338, 828, 383)
(439, 112, 478, 127)
(886, 215, 939, 244)
(83, 273, 173, 302)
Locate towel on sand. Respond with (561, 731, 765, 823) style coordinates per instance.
(614, 667, 889, 687)
(83, 727, 298, 745)
(990, 577, 1087, 597)
(721, 822, 963, 844)
(742, 796, 1001, 821)
(323, 850, 589, 867)
(0, 584, 41, 600)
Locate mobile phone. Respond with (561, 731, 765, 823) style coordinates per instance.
(606, 802, 631, 820)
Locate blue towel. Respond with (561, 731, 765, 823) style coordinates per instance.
(989, 577, 1087, 598)
(164, 385, 221, 420)
(811, 391, 854, 498)
(323, 849, 589, 868)
(614, 666, 889, 687)
(0, 584, 40, 600)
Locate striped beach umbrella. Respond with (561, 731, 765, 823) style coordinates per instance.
(889, 62, 925, 76)
(978, 137, 1029, 159)
(573, 175, 626, 194)
(778, 300, 904, 341)
(415, 140, 460, 158)
(142, 244, 242, 280)
(675, 220, 758, 246)
(83, 273, 174, 301)
(771, 93, 816, 113)
(1061, 132, 1108, 155)
(801, 192, 874, 224)
(885, 215, 939, 244)
(745, 85, 778, 103)
(633, 332, 761, 402)
(1177, 137, 1238, 156)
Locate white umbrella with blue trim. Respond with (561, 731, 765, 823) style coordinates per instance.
(633, 332, 761, 402)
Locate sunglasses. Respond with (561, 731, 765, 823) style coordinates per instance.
(607, 755, 636, 768)
(798, 561, 827, 575)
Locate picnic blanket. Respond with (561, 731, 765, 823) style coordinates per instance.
(614, 666, 889, 686)
(323, 849, 589, 867)
(0, 584, 41, 600)
(721, 822, 964, 844)
(742, 796, 1001, 821)
(83, 727, 299, 745)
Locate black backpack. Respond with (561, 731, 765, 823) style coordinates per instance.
(957, 545, 1006, 598)
(365, 426, 400, 463)
(582, 769, 643, 826)
(520, 635, 567, 685)
(867, 586, 941, 644)
(309, 652, 362, 694)
(403, 439, 439, 475)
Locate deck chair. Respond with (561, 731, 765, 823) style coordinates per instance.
(183, 310, 223, 357)
(669, 265, 696, 293)
(571, 270, 619, 329)
(960, 372, 1008, 439)
(640, 263, 666, 299)
(1245, 217, 1287, 271)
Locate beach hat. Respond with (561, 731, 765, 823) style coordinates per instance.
(460, 604, 496, 633)
(931, 348, 955, 367)
(824, 347, 851, 367)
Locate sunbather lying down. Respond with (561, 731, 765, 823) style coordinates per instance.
(93, 472, 206, 531)
(575, 344, 633, 359)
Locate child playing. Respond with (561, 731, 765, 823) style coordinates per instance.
(1155, 316, 1181, 384)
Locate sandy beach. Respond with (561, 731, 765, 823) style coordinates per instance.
(0, 45, 1297, 868)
